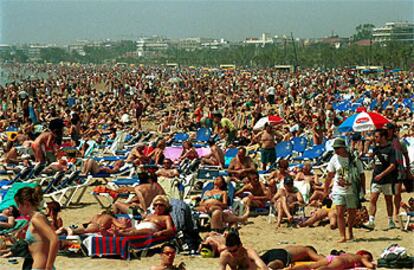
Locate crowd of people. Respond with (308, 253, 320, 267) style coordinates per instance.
(0, 62, 413, 269)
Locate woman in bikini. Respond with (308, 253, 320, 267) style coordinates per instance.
(179, 141, 199, 161)
(14, 186, 59, 270)
(197, 176, 249, 231)
(119, 195, 175, 237)
(32, 119, 64, 163)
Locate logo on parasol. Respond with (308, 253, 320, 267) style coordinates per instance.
(355, 117, 369, 124)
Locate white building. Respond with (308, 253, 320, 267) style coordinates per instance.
(244, 33, 274, 46)
(373, 22, 414, 43)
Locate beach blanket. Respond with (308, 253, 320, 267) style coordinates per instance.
(164, 146, 211, 161)
(82, 234, 172, 259)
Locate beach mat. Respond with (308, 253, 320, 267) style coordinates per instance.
(164, 146, 211, 161)
(82, 234, 172, 259)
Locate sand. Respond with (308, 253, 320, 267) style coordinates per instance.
(1, 172, 413, 270)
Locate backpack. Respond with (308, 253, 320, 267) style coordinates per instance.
(377, 244, 414, 269)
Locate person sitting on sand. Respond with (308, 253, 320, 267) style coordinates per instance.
(112, 172, 165, 214)
(266, 159, 295, 196)
(0, 206, 19, 229)
(219, 231, 268, 270)
(118, 195, 175, 237)
(260, 245, 324, 270)
(290, 250, 375, 270)
(150, 243, 186, 270)
(196, 176, 249, 232)
(235, 172, 271, 210)
(299, 198, 337, 229)
(201, 139, 225, 168)
(228, 147, 257, 182)
(81, 159, 124, 176)
(272, 176, 304, 228)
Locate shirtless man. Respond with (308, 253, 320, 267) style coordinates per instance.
(199, 231, 227, 257)
(156, 159, 180, 178)
(112, 172, 165, 214)
(227, 147, 257, 182)
(201, 139, 225, 168)
(57, 211, 127, 235)
(150, 243, 185, 270)
(272, 176, 304, 227)
(219, 231, 268, 270)
(235, 172, 271, 209)
(260, 245, 324, 269)
(125, 142, 149, 166)
(254, 123, 276, 170)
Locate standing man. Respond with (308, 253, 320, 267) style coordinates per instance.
(324, 138, 364, 242)
(385, 123, 410, 222)
(253, 123, 276, 170)
(213, 112, 237, 147)
(364, 129, 397, 230)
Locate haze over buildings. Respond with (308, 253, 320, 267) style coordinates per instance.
(1, 0, 413, 45)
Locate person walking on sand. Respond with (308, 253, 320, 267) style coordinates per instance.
(324, 138, 364, 242)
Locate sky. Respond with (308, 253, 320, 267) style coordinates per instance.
(1, 0, 413, 44)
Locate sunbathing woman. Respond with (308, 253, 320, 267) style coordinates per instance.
(81, 159, 124, 176)
(291, 250, 375, 270)
(0, 206, 19, 229)
(118, 195, 175, 237)
(196, 176, 249, 231)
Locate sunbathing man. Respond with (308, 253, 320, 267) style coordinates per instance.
(272, 176, 304, 228)
(156, 159, 180, 178)
(235, 172, 271, 210)
(260, 245, 324, 270)
(150, 243, 186, 270)
(126, 142, 150, 166)
(199, 231, 227, 258)
(227, 147, 257, 182)
(56, 211, 128, 236)
(156, 159, 181, 199)
(219, 231, 268, 270)
(201, 139, 225, 168)
(112, 172, 165, 214)
(81, 159, 124, 176)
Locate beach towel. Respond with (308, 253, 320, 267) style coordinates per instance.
(82, 234, 172, 259)
(164, 147, 211, 161)
(0, 219, 28, 235)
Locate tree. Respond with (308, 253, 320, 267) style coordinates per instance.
(353, 24, 375, 41)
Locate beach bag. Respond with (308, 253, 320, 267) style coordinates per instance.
(378, 244, 412, 269)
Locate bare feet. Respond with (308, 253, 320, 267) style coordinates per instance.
(337, 238, 347, 243)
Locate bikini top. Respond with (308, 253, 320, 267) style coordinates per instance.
(203, 193, 223, 201)
(25, 226, 37, 245)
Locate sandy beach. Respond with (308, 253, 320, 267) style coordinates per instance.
(1, 171, 412, 270)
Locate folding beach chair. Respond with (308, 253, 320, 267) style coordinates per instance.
(171, 132, 190, 146)
(275, 141, 293, 160)
(292, 136, 308, 154)
(193, 127, 212, 147)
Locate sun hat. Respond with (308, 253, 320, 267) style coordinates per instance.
(332, 138, 347, 149)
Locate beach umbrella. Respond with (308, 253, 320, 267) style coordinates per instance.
(337, 112, 390, 133)
(253, 115, 284, 130)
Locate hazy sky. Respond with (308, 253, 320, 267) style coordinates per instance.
(1, 0, 413, 44)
